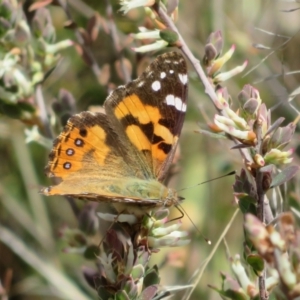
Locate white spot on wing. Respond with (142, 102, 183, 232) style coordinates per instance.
(64, 162, 71, 169)
(165, 95, 186, 112)
(174, 97, 183, 111)
(166, 94, 175, 106)
(160, 72, 166, 79)
(178, 73, 188, 85)
(75, 139, 84, 146)
(66, 149, 74, 156)
(151, 80, 161, 91)
(169, 70, 174, 74)
(137, 81, 144, 87)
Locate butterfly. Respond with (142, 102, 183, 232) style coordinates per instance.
(41, 51, 188, 216)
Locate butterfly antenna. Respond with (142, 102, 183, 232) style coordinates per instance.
(176, 204, 211, 245)
(178, 170, 236, 192)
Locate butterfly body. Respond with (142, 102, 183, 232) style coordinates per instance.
(42, 51, 188, 215)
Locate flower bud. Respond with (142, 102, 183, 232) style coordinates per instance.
(264, 148, 293, 165)
(203, 30, 223, 66)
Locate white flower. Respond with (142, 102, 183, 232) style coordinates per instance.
(132, 40, 168, 53)
(132, 28, 160, 40)
(119, 0, 155, 14)
(214, 60, 248, 83)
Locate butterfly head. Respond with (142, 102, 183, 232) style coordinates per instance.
(163, 188, 182, 207)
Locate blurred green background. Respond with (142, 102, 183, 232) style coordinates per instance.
(1, 0, 300, 299)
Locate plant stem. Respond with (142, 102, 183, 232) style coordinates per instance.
(255, 117, 268, 300)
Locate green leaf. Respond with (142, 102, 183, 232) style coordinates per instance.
(140, 285, 158, 300)
(209, 283, 248, 300)
(0, 102, 35, 119)
(132, 264, 145, 280)
(239, 196, 256, 214)
(0, 103, 22, 118)
(83, 245, 100, 260)
(144, 268, 160, 288)
(123, 279, 137, 299)
(223, 289, 248, 300)
(98, 286, 113, 300)
(247, 254, 264, 276)
(271, 165, 300, 188)
(196, 128, 227, 139)
(209, 272, 249, 300)
(115, 290, 130, 300)
(159, 29, 178, 44)
(18, 101, 36, 113)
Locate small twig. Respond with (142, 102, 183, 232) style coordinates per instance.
(243, 28, 300, 78)
(182, 208, 240, 300)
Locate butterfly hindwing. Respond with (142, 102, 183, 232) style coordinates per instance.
(43, 112, 139, 196)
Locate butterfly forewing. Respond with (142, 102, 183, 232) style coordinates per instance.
(105, 51, 188, 181)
